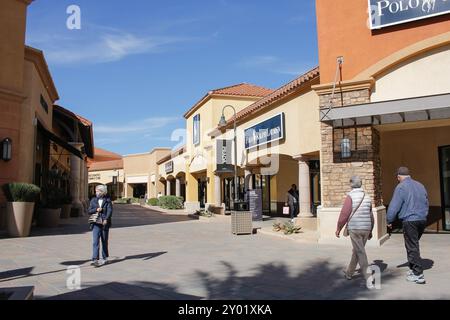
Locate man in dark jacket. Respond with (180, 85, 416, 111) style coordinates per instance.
(88, 185, 113, 267)
(387, 167, 429, 284)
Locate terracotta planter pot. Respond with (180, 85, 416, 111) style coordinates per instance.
(38, 208, 61, 228)
(6, 202, 35, 237)
(60, 204, 72, 219)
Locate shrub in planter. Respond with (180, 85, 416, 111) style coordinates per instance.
(2, 183, 40, 237)
(2, 183, 40, 203)
(158, 196, 183, 210)
(147, 198, 159, 206)
(38, 186, 64, 228)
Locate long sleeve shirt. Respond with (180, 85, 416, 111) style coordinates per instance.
(386, 177, 429, 224)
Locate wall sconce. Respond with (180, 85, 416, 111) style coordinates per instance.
(1, 138, 12, 162)
(341, 138, 351, 159)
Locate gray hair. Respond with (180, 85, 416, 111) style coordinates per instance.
(350, 176, 362, 189)
(95, 185, 108, 195)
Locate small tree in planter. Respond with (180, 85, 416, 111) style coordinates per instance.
(38, 186, 64, 228)
(2, 183, 40, 237)
(60, 194, 72, 219)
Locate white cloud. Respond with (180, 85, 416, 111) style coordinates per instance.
(95, 116, 180, 134)
(27, 25, 194, 65)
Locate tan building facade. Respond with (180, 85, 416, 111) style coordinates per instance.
(314, 0, 450, 246)
(0, 0, 94, 227)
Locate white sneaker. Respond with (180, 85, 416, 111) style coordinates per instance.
(406, 269, 414, 276)
(406, 273, 426, 284)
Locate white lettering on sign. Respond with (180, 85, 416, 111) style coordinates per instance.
(377, 0, 445, 16)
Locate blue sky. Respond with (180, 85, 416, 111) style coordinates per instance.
(26, 0, 318, 156)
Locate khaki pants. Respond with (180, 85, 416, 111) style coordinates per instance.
(347, 230, 371, 279)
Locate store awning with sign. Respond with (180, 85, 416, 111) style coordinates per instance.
(37, 121, 83, 159)
(320, 93, 450, 128)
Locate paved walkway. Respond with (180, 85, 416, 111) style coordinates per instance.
(0, 204, 449, 300)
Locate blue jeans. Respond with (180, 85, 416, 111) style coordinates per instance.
(92, 224, 110, 261)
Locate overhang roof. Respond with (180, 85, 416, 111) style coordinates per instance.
(320, 93, 450, 127)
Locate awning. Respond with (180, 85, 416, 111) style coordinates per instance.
(320, 93, 450, 128)
(37, 121, 83, 159)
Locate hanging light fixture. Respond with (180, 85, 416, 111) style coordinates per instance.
(1, 138, 12, 161)
(341, 138, 351, 159)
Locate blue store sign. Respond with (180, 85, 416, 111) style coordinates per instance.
(244, 113, 285, 150)
(369, 0, 450, 29)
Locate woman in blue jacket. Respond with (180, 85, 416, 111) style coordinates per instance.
(88, 185, 113, 267)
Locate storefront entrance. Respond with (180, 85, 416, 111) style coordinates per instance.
(439, 145, 450, 231)
(198, 178, 207, 208)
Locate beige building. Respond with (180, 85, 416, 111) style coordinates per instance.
(157, 74, 323, 230)
(123, 148, 171, 199)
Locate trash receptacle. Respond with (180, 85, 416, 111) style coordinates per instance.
(231, 211, 253, 235)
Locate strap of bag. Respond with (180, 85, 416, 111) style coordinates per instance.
(344, 192, 365, 229)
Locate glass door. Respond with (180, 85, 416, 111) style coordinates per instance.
(439, 146, 450, 231)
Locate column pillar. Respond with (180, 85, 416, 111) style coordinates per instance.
(69, 143, 84, 216)
(166, 180, 171, 196)
(214, 174, 221, 207)
(295, 156, 313, 218)
(176, 178, 181, 197)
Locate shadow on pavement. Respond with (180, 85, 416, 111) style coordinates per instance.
(43, 281, 202, 300)
(194, 260, 397, 300)
(396, 258, 434, 271)
(60, 251, 168, 267)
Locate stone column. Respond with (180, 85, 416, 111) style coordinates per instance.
(176, 178, 181, 197)
(295, 156, 313, 218)
(166, 180, 171, 196)
(214, 174, 221, 207)
(69, 143, 84, 216)
(244, 170, 252, 202)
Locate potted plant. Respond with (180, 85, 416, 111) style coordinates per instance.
(38, 186, 64, 228)
(1, 183, 40, 237)
(60, 194, 72, 219)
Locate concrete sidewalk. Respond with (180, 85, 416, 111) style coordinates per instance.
(0, 204, 449, 300)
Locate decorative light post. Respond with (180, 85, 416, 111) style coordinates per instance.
(218, 105, 238, 207)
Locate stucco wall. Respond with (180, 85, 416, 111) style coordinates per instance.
(371, 45, 450, 102)
(380, 125, 450, 207)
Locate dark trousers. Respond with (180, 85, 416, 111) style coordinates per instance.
(403, 220, 426, 275)
(92, 224, 110, 261)
(289, 203, 299, 219)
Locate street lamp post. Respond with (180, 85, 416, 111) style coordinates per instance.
(218, 105, 238, 208)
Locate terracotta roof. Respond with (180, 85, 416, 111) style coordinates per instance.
(184, 83, 274, 118)
(156, 145, 187, 165)
(88, 159, 123, 172)
(221, 67, 320, 127)
(92, 148, 122, 161)
(210, 83, 274, 97)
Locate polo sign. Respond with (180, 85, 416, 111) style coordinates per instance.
(369, 0, 450, 29)
(244, 113, 285, 149)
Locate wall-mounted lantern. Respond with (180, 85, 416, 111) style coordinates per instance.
(1, 138, 12, 162)
(341, 138, 351, 159)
